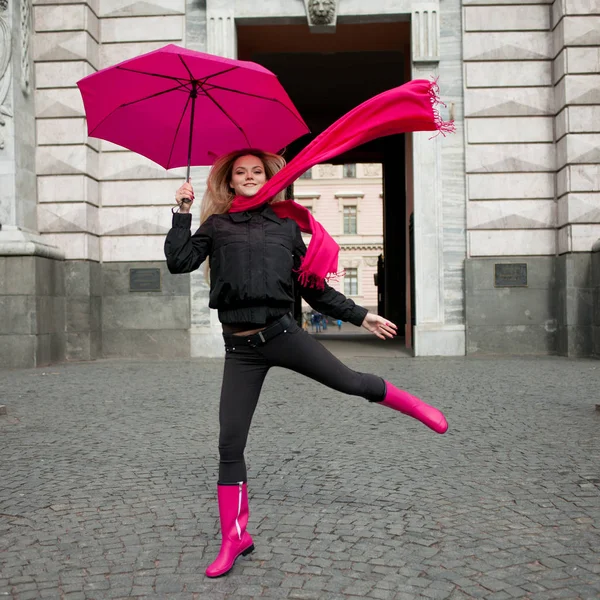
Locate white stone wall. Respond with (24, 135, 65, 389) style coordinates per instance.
(463, 0, 557, 258)
(34, 0, 188, 261)
(463, 0, 600, 258)
(553, 0, 600, 253)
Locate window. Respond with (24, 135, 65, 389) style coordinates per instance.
(299, 168, 312, 179)
(343, 206, 357, 234)
(343, 163, 356, 178)
(344, 268, 358, 296)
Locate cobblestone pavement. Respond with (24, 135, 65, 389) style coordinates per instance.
(1, 351, 599, 600)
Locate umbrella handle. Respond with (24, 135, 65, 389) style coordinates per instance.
(186, 82, 198, 184)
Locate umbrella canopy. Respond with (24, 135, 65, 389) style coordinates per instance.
(77, 44, 309, 173)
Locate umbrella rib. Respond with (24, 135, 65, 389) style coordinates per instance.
(199, 83, 308, 129)
(88, 83, 189, 136)
(178, 55, 240, 86)
(203, 88, 251, 147)
(116, 65, 191, 87)
(166, 92, 192, 170)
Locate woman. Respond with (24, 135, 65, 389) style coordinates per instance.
(164, 148, 448, 578)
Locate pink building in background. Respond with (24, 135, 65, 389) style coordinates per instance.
(294, 164, 383, 316)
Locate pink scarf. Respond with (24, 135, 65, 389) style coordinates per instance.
(229, 79, 454, 288)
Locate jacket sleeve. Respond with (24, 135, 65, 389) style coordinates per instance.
(292, 224, 368, 327)
(164, 212, 213, 274)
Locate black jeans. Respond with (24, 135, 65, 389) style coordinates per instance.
(218, 315, 386, 483)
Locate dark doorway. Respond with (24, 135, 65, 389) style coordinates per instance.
(237, 22, 411, 343)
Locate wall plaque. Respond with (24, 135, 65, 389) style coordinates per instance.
(494, 263, 527, 287)
(130, 268, 161, 292)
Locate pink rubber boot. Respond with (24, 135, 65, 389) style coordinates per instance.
(380, 381, 448, 434)
(205, 482, 254, 578)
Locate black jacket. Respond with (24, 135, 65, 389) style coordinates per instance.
(164, 203, 367, 327)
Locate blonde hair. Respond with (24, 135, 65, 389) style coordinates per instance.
(199, 149, 287, 279)
(199, 149, 286, 225)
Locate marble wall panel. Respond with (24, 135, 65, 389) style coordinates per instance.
(469, 229, 556, 256)
(556, 133, 600, 169)
(98, 0, 185, 17)
(33, 0, 99, 9)
(463, 32, 552, 61)
(468, 172, 555, 199)
(555, 108, 568, 140)
(38, 175, 99, 205)
(100, 179, 189, 206)
(562, 16, 600, 47)
(560, 75, 600, 105)
(465, 87, 554, 117)
(567, 106, 600, 132)
(38, 202, 99, 234)
(34, 31, 98, 66)
(99, 206, 171, 236)
(37, 145, 99, 178)
(558, 193, 600, 226)
(35, 61, 94, 89)
(465, 5, 550, 31)
(35, 88, 86, 118)
(466, 143, 555, 173)
(558, 164, 600, 195)
(37, 118, 88, 146)
(465, 61, 552, 88)
(100, 151, 185, 180)
(102, 296, 189, 330)
(98, 40, 170, 68)
(41, 232, 100, 260)
(466, 116, 553, 143)
(558, 224, 600, 253)
(468, 200, 556, 229)
(101, 235, 165, 261)
(34, 4, 99, 41)
(101, 15, 184, 43)
(566, 47, 600, 74)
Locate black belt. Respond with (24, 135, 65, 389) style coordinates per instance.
(223, 313, 294, 348)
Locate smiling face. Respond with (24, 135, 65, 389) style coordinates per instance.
(229, 154, 267, 198)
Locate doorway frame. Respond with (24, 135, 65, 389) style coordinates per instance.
(204, 0, 466, 356)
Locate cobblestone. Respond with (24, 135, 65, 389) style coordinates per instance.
(1, 353, 599, 599)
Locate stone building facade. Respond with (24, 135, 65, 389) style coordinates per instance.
(0, 0, 599, 367)
(294, 163, 383, 316)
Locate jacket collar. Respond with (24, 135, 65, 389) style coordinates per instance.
(229, 202, 284, 224)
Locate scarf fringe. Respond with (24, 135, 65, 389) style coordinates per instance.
(428, 79, 456, 139)
(295, 267, 346, 290)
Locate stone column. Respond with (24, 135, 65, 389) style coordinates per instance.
(553, 0, 600, 356)
(0, 0, 66, 367)
(411, 4, 465, 355)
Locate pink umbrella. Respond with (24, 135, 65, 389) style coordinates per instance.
(77, 44, 309, 179)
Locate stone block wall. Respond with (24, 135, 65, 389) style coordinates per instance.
(0, 256, 66, 368)
(592, 241, 600, 357)
(466, 257, 557, 354)
(100, 261, 190, 359)
(65, 261, 101, 361)
(556, 253, 594, 356)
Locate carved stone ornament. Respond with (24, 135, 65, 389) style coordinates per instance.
(20, 0, 30, 93)
(0, 0, 13, 151)
(316, 164, 338, 178)
(364, 256, 379, 267)
(308, 0, 336, 25)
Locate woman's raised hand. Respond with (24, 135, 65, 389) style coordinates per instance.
(175, 180, 195, 213)
(361, 313, 398, 340)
